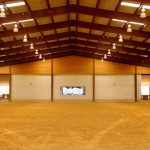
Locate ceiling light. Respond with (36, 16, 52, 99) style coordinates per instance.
(13, 24, 19, 32)
(112, 19, 144, 26)
(35, 49, 38, 55)
(107, 49, 111, 56)
(112, 19, 127, 23)
(2, 19, 34, 26)
(43, 58, 45, 62)
(140, 7, 146, 18)
(112, 43, 116, 49)
(44, 53, 52, 55)
(104, 54, 107, 59)
(121, 2, 140, 8)
(1, 2, 25, 8)
(0, 6, 6, 18)
(143, 5, 150, 9)
(30, 43, 34, 49)
(129, 21, 144, 25)
(127, 24, 132, 32)
(2, 21, 16, 25)
(39, 54, 42, 59)
(119, 35, 123, 42)
(23, 35, 28, 42)
(19, 19, 34, 23)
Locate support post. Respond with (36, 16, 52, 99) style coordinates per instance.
(51, 59, 53, 102)
(9, 66, 12, 102)
(93, 59, 95, 102)
(135, 65, 137, 102)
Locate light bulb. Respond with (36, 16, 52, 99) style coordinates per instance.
(1, 7, 5, 12)
(43, 58, 45, 62)
(112, 43, 116, 49)
(104, 54, 107, 59)
(140, 8, 146, 18)
(101, 58, 104, 62)
(108, 49, 111, 55)
(39, 54, 42, 59)
(13, 24, 18, 32)
(35, 49, 38, 55)
(119, 35, 123, 42)
(23, 35, 27, 42)
(127, 24, 132, 32)
(0, 12, 6, 18)
(30, 43, 34, 49)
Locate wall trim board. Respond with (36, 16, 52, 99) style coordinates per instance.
(54, 99, 93, 102)
(12, 99, 51, 102)
(95, 99, 135, 102)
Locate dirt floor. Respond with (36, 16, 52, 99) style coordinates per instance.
(0, 102, 150, 150)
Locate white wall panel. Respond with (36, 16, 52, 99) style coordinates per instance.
(95, 75, 135, 102)
(12, 75, 51, 102)
(53, 75, 93, 102)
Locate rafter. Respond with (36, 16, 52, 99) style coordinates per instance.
(73, 50, 150, 68)
(1, 5, 150, 26)
(0, 50, 72, 67)
(75, 45, 150, 63)
(75, 39, 150, 56)
(0, 40, 71, 55)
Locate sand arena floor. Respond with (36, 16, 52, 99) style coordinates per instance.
(0, 102, 150, 150)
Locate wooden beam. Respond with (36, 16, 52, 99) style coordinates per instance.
(75, 39, 150, 56)
(0, 50, 72, 67)
(76, 21, 150, 38)
(75, 43, 150, 63)
(72, 50, 150, 68)
(0, 46, 71, 61)
(0, 5, 72, 24)
(0, 21, 73, 38)
(75, 32, 150, 50)
(0, 32, 71, 48)
(0, 40, 71, 55)
(75, 5, 150, 25)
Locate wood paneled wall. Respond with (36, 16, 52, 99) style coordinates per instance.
(137, 66, 150, 74)
(0, 56, 149, 75)
(11, 60, 51, 74)
(0, 66, 9, 74)
(95, 60, 135, 74)
(53, 56, 93, 74)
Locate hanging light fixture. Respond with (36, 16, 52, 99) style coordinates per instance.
(0, 6, 6, 18)
(127, 23, 132, 32)
(140, 7, 146, 18)
(39, 54, 42, 59)
(112, 43, 116, 49)
(43, 58, 45, 62)
(107, 49, 111, 56)
(101, 58, 104, 62)
(13, 24, 19, 32)
(23, 34, 28, 42)
(104, 54, 107, 59)
(35, 49, 38, 55)
(30, 43, 34, 49)
(119, 35, 123, 42)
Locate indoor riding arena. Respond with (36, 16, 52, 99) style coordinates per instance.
(0, 0, 150, 150)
